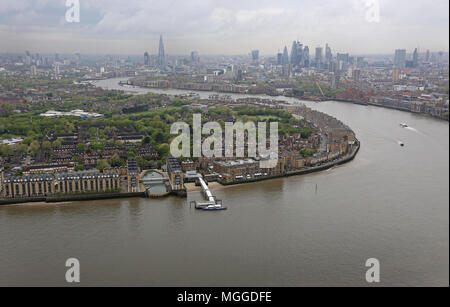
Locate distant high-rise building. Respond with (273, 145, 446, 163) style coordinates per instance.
(74, 53, 81, 65)
(144, 52, 150, 66)
(325, 44, 332, 63)
(236, 69, 243, 81)
(336, 53, 350, 71)
(251, 50, 259, 63)
(330, 72, 340, 89)
(425, 50, 431, 62)
(412, 48, 419, 68)
(290, 41, 298, 66)
(157, 35, 166, 68)
(277, 52, 283, 65)
(191, 51, 200, 63)
(394, 49, 407, 69)
(25, 55, 31, 66)
(438, 51, 444, 63)
(352, 69, 361, 81)
(303, 46, 310, 67)
(297, 43, 304, 66)
(290, 41, 304, 67)
(282, 46, 289, 66)
(315, 47, 323, 67)
(330, 72, 336, 89)
(30, 65, 37, 76)
(329, 61, 338, 73)
(356, 56, 365, 68)
(53, 63, 60, 79)
(392, 68, 401, 82)
(337, 53, 349, 64)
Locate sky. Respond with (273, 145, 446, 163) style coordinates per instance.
(0, 0, 448, 55)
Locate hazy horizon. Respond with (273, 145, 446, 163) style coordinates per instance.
(0, 0, 449, 55)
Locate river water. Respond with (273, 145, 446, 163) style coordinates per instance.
(0, 78, 448, 286)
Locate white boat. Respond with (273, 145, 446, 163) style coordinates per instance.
(400, 123, 408, 128)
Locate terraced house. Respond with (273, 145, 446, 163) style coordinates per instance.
(1, 171, 120, 198)
(55, 172, 120, 194)
(2, 174, 55, 198)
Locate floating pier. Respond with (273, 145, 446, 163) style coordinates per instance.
(190, 177, 227, 211)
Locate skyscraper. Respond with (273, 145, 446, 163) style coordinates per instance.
(157, 35, 166, 68)
(325, 44, 332, 63)
(30, 65, 37, 76)
(144, 52, 150, 66)
(315, 47, 323, 67)
(290, 41, 304, 67)
(303, 46, 310, 67)
(277, 52, 283, 66)
(425, 50, 431, 62)
(412, 48, 419, 68)
(251, 50, 260, 64)
(394, 49, 407, 69)
(53, 63, 60, 79)
(356, 56, 365, 68)
(290, 41, 298, 66)
(191, 51, 200, 63)
(337, 53, 349, 64)
(282, 46, 289, 66)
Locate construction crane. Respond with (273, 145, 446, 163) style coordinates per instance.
(315, 81, 325, 97)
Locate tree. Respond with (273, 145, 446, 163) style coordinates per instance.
(89, 127, 97, 139)
(300, 149, 317, 157)
(66, 122, 75, 134)
(52, 139, 62, 149)
(72, 156, 83, 164)
(76, 143, 87, 152)
(0, 104, 14, 117)
(142, 136, 151, 145)
(153, 130, 165, 144)
(115, 140, 124, 148)
(104, 126, 117, 136)
(29, 141, 40, 155)
(0, 144, 13, 157)
(16, 143, 28, 154)
(42, 141, 52, 153)
(91, 142, 105, 151)
(96, 159, 110, 172)
(157, 143, 170, 156)
(74, 164, 85, 171)
(109, 157, 125, 167)
(22, 137, 34, 146)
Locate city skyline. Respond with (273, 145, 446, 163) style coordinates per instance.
(0, 0, 448, 55)
(1, 44, 446, 59)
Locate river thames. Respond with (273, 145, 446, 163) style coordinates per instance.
(0, 78, 448, 286)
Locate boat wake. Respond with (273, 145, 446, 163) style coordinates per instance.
(405, 126, 427, 137)
(405, 126, 418, 133)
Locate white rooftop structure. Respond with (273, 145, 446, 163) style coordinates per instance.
(1, 138, 23, 146)
(40, 110, 104, 119)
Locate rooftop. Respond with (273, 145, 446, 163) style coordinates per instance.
(214, 159, 258, 167)
(40, 109, 103, 119)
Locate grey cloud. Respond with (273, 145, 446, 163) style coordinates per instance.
(0, 0, 448, 54)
